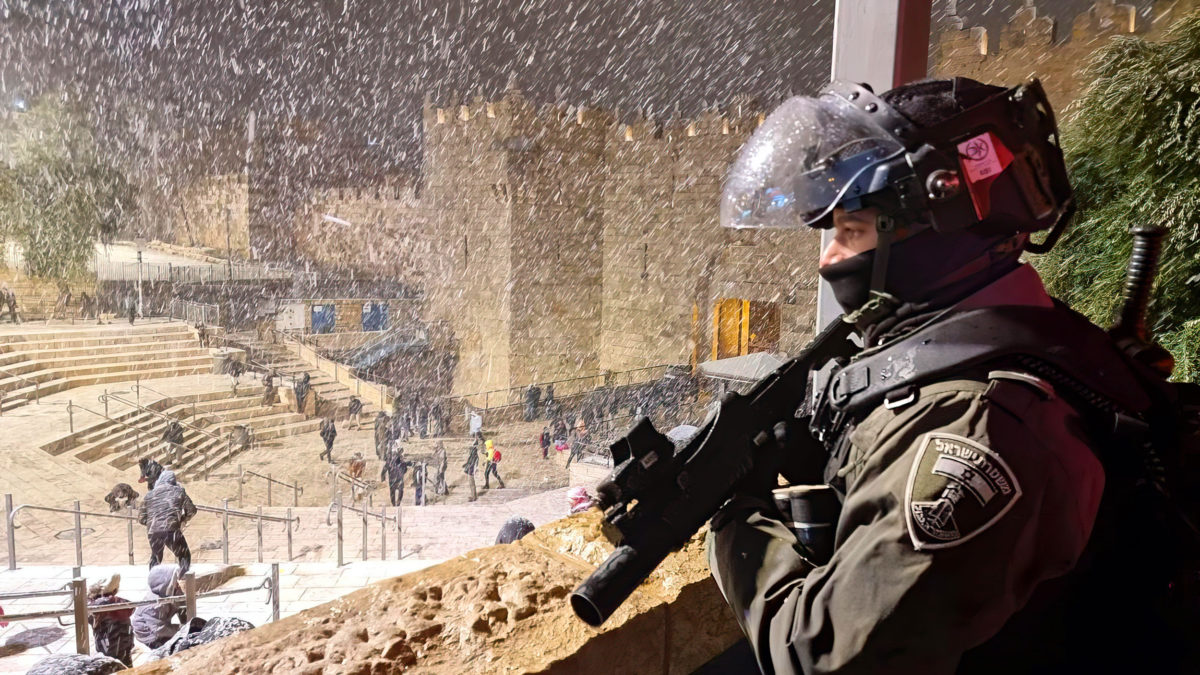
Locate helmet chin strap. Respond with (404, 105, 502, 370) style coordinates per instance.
(869, 214, 896, 294)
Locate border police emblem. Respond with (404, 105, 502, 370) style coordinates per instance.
(904, 433, 1022, 550)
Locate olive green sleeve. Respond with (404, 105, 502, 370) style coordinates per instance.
(707, 384, 1102, 675)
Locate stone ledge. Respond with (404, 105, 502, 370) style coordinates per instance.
(124, 511, 740, 674)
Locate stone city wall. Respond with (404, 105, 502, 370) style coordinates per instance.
(268, 0, 1200, 395)
(175, 173, 251, 257)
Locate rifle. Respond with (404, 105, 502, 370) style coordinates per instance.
(570, 316, 858, 626)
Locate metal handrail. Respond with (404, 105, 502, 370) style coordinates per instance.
(65, 400, 153, 456)
(0, 564, 281, 654)
(97, 392, 223, 445)
(239, 465, 303, 507)
(443, 362, 678, 412)
(5, 493, 301, 570)
(327, 467, 376, 498)
(326, 494, 403, 566)
(133, 382, 237, 429)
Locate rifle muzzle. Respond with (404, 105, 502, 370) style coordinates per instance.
(570, 540, 672, 626)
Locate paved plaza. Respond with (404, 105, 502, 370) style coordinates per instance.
(1, 320, 596, 671)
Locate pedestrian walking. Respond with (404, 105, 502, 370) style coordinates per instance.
(416, 396, 428, 439)
(348, 396, 363, 429)
(543, 383, 556, 420)
(294, 373, 311, 415)
(539, 426, 551, 460)
(566, 429, 588, 469)
(319, 417, 337, 463)
(228, 358, 245, 396)
(483, 439, 505, 489)
(196, 322, 209, 348)
(347, 452, 367, 504)
(124, 289, 136, 325)
(138, 457, 165, 490)
(373, 411, 389, 459)
(381, 450, 409, 507)
(524, 384, 541, 422)
(138, 471, 195, 573)
(160, 420, 186, 465)
(463, 439, 480, 503)
(88, 575, 134, 667)
(261, 371, 278, 407)
(412, 460, 427, 506)
(433, 441, 448, 497)
(428, 399, 444, 437)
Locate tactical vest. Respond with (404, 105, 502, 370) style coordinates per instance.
(808, 302, 1200, 674)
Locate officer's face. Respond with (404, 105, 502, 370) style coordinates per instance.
(819, 207, 880, 268)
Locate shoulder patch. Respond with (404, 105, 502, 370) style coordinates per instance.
(904, 433, 1022, 551)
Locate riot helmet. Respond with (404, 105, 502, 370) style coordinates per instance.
(721, 77, 1074, 313)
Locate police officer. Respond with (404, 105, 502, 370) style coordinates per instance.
(707, 78, 1187, 673)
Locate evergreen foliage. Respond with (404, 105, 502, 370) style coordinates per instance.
(0, 95, 134, 280)
(1037, 15, 1200, 380)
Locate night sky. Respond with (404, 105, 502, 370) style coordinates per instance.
(0, 0, 1164, 169)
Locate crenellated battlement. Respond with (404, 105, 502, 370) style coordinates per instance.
(422, 83, 765, 149)
(932, 0, 1200, 110)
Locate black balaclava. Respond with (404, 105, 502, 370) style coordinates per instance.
(819, 227, 1024, 312)
(818, 78, 1020, 317)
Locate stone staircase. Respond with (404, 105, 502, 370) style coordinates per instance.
(39, 385, 323, 481)
(228, 333, 375, 419)
(0, 323, 211, 412)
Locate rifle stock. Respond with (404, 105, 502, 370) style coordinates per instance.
(570, 317, 857, 626)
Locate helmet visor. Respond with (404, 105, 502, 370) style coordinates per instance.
(720, 95, 904, 230)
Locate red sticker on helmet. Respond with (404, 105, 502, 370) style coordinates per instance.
(957, 132, 1013, 219)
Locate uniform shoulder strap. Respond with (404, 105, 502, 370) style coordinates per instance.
(828, 304, 1151, 417)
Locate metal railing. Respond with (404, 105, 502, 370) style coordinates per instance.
(168, 298, 221, 325)
(326, 494, 402, 567)
(327, 468, 376, 507)
(240, 465, 303, 507)
(444, 363, 677, 412)
(5, 494, 301, 569)
(132, 382, 237, 430)
(96, 259, 292, 283)
(97, 392, 224, 447)
(0, 565, 280, 655)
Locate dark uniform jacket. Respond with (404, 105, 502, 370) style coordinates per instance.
(708, 265, 1111, 674)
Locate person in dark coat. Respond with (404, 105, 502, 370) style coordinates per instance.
(138, 471, 195, 573)
(294, 373, 311, 415)
(160, 420, 186, 464)
(463, 439, 480, 503)
(523, 384, 541, 422)
(88, 575, 134, 667)
(539, 426, 551, 460)
(373, 411, 389, 459)
(104, 483, 139, 513)
(138, 457, 165, 490)
(125, 289, 136, 325)
(495, 516, 536, 544)
(543, 383, 555, 420)
(433, 441, 449, 497)
(228, 358, 245, 395)
(411, 460, 426, 505)
(319, 417, 337, 463)
(261, 371, 278, 407)
(348, 396, 363, 429)
(381, 450, 410, 507)
(416, 397, 428, 439)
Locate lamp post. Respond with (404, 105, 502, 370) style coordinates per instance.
(135, 238, 145, 319)
(225, 206, 233, 279)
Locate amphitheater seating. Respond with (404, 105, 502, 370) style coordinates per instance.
(0, 323, 210, 412)
(40, 385, 325, 481)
